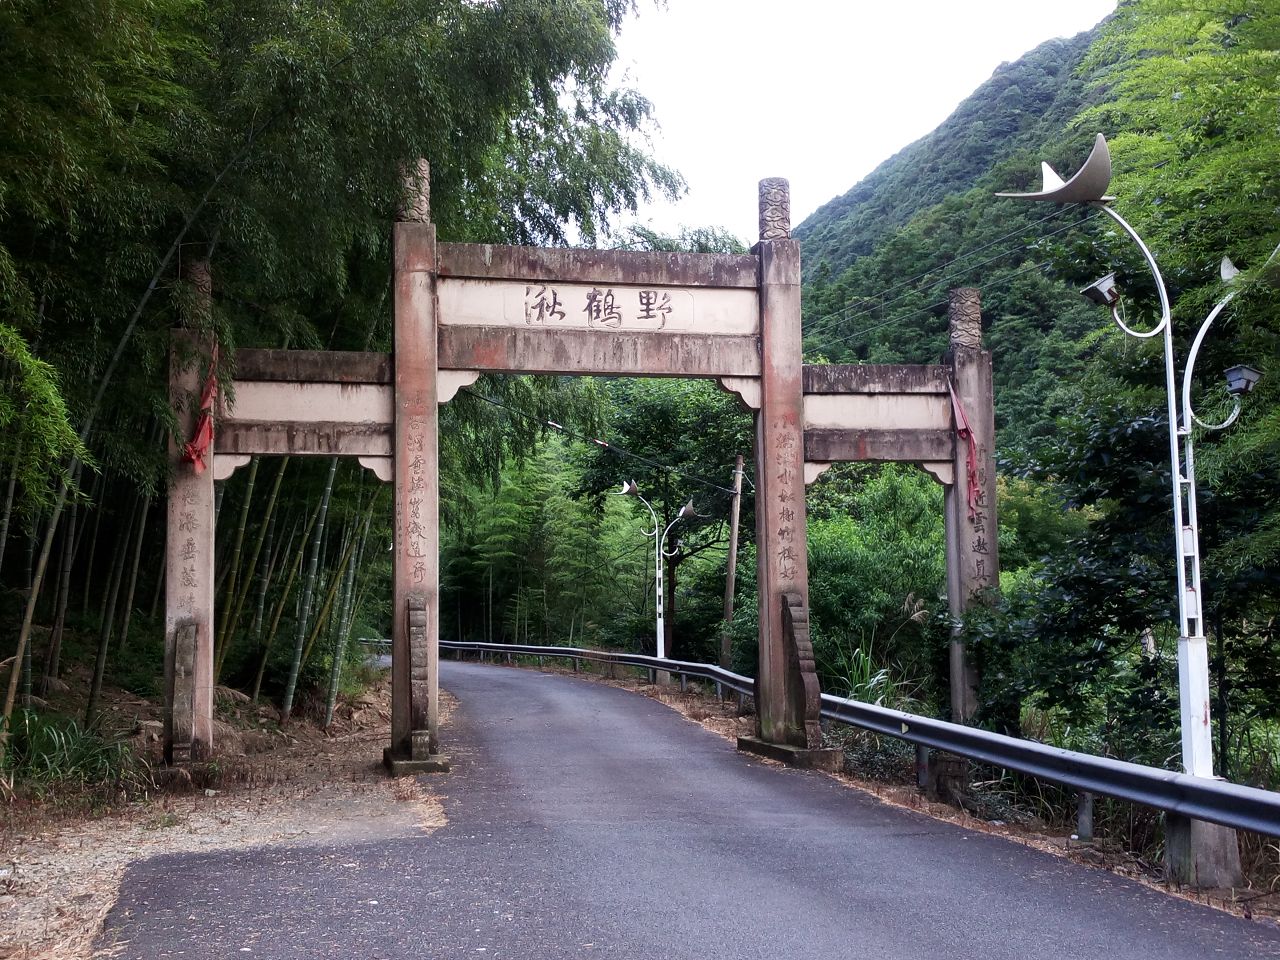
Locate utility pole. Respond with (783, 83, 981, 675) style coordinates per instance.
(719, 455, 744, 668)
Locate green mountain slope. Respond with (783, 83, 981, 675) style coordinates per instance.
(795, 28, 1102, 281)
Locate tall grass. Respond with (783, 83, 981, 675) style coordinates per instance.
(1, 709, 152, 804)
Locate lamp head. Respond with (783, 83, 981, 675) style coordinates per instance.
(678, 499, 696, 520)
(1081, 273, 1121, 308)
(1224, 364, 1263, 397)
(619, 479, 639, 497)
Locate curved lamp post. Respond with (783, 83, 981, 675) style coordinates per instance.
(620, 480, 695, 659)
(998, 135, 1267, 780)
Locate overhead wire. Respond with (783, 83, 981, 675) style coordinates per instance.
(458, 387, 737, 496)
(816, 257, 1062, 351)
(802, 204, 1076, 333)
(802, 209, 1095, 344)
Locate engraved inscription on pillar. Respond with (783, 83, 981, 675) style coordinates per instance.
(407, 594, 430, 735)
(772, 423, 800, 582)
(970, 442, 994, 593)
(758, 177, 791, 241)
(949, 287, 982, 349)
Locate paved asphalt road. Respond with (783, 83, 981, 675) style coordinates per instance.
(101, 661, 1280, 959)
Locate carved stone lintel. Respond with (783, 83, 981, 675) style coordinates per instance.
(212, 454, 251, 481)
(716, 376, 761, 411)
(438, 369, 480, 404)
(357, 456, 393, 483)
(758, 178, 791, 242)
(918, 461, 955, 486)
(400, 159, 431, 223)
(780, 591, 824, 749)
(803, 462, 833, 486)
(948, 287, 982, 350)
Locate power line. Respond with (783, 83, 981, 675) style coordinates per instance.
(814, 258, 1059, 353)
(803, 210, 1094, 344)
(458, 388, 737, 496)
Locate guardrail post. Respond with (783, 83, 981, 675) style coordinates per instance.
(915, 745, 930, 790)
(680, 674, 688, 693)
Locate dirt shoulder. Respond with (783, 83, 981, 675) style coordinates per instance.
(0, 674, 445, 960)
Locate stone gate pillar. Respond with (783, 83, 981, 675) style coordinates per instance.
(387, 160, 448, 774)
(944, 287, 999, 723)
(738, 179, 836, 769)
(164, 279, 216, 763)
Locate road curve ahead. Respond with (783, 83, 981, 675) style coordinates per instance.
(102, 661, 1280, 959)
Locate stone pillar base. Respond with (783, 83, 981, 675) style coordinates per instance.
(737, 736, 842, 772)
(383, 747, 451, 777)
(1165, 814, 1242, 888)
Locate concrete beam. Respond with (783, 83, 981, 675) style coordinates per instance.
(233, 348, 391, 384)
(802, 364, 950, 395)
(804, 428, 954, 463)
(437, 242, 759, 289)
(438, 327, 762, 378)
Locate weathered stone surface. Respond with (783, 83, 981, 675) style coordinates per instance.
(437, 327, 762, 378)
(438, 242, 759, 288)
(758, 178, 791, 242)
(736, 735, 842, 772)
(164, 325, 215, 764)
(1165, 815, 1243, 888)
(780, 592, 824, 750)
(754, 236, 809, 747)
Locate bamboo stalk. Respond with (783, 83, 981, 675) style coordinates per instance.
(0, 438, 24, 574)
(250, 503, 317, 705)
(280, 458, 339, 720)
(213, 457, 260, 670)
(218, 457, 288, 678)
(117, 491, 152, 650)
(86, 493, 136, 725)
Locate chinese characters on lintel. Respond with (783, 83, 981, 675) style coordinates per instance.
(525, 285, 674, 329)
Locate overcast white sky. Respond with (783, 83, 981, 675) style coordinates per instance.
(612, 0, 1118, 242)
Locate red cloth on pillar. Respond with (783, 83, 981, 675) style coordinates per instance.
(948, 381, 980, 522)
(182, 346, 219, 474)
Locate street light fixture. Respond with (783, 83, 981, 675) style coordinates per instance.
(619, 480, 695, 660)
(998, 133, 1269, 781)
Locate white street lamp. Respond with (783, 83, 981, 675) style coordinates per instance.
(619, 480, 695, 659)
(998, 135, 1271, 779)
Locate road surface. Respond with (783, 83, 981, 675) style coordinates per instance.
(100, 661, 1280, 958)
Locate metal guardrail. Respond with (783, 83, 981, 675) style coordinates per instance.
(440, 639, 1280, 838)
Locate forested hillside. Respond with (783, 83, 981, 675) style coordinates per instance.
(795, 26, 1103, 280)
(2, 0, 1278, 874)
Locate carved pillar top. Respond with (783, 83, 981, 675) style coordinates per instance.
(182, 258, 212, 299)
(758, 177, 791, 242)
(400, 158, 431, 223)
(948, 287, 982, 350)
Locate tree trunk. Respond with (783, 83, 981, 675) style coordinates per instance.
(41, 493, 78, 694)
(81, 488, 103, 617)
(324, 505, 372, 728)
(117, 491, 152, 650)
(219, 457, 288, 678)
(0, 438, 24, 575)
(251, 510, 282, 644)
(250, 517, 304, 704)
(86, 494, 136, 725)
(213, 457, 260, 671)
(281, 458, 339, 719)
